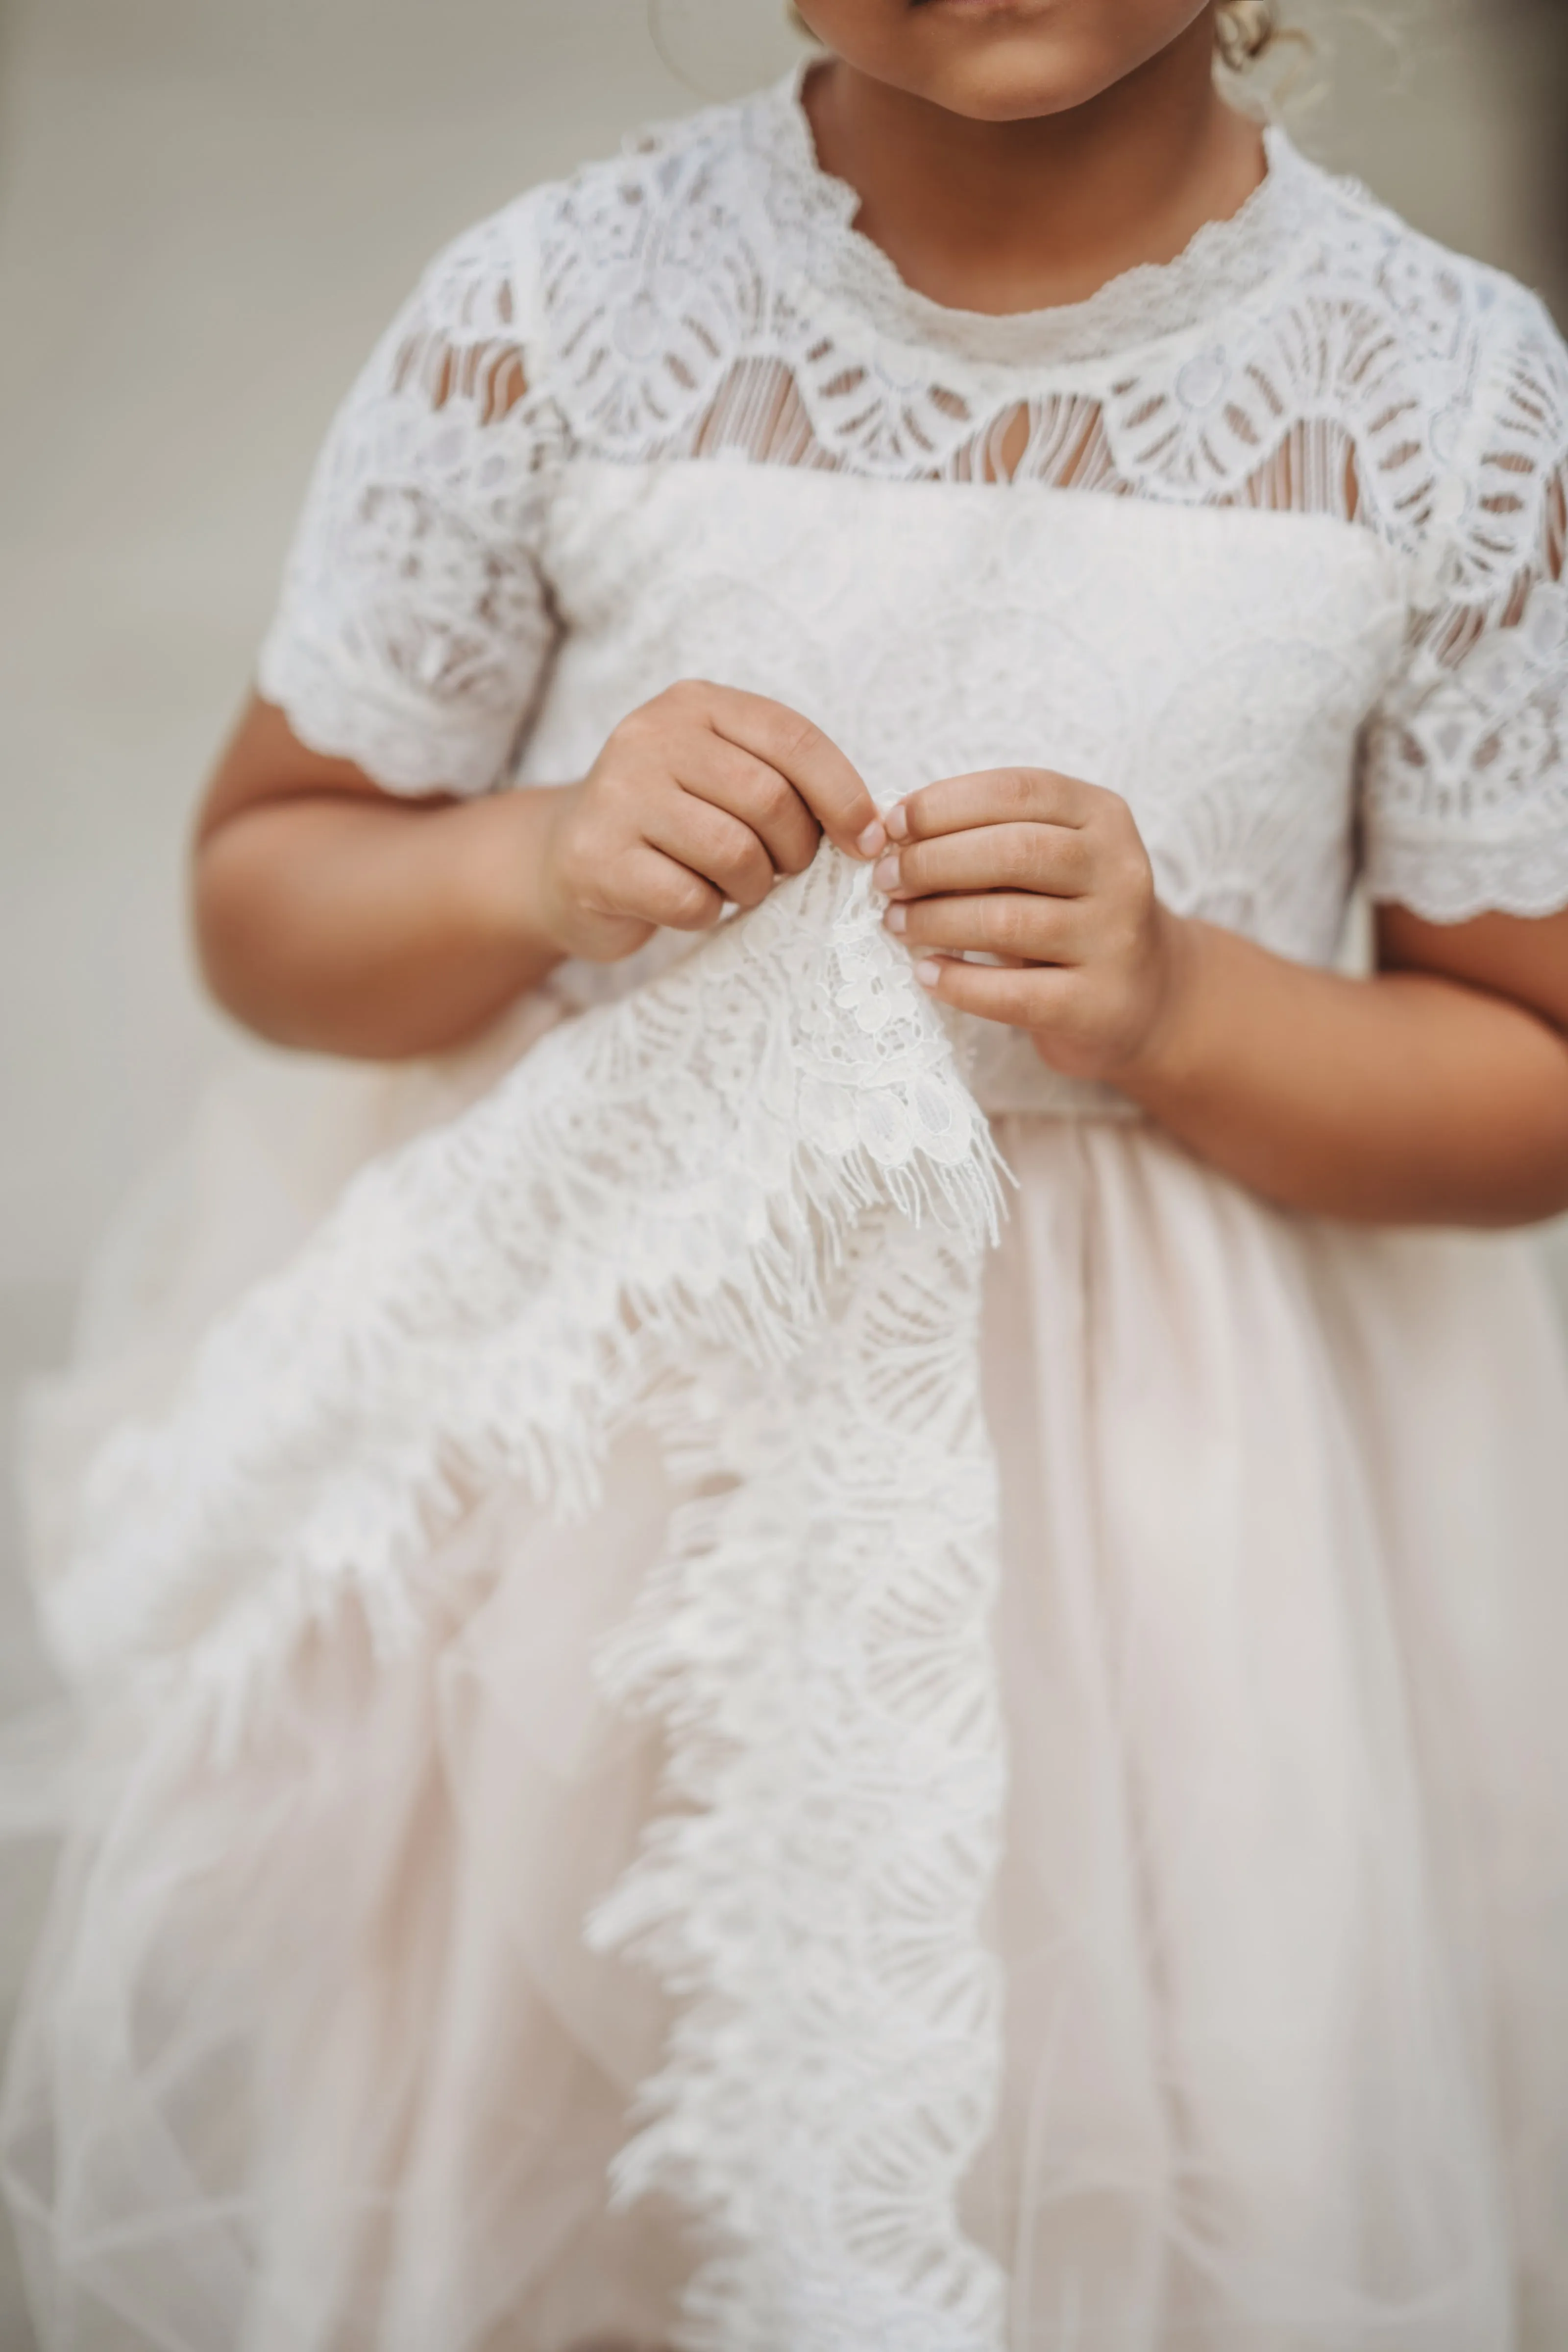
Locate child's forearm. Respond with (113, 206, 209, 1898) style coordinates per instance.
(1119, 917, 1568, 1227)
(194, 785, 566, 1059)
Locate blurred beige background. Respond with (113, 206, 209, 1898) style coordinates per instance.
(0, 0, 1565, 2340)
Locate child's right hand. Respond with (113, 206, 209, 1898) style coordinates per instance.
(534, 681, 886, 963)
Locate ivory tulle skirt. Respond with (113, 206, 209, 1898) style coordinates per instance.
(5, 1026, 1568, 2352)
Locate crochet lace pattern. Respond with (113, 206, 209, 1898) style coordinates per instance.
(262, 74, 1568, 922)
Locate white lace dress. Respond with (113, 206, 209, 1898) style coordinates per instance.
(8, 72, 1568, 2352)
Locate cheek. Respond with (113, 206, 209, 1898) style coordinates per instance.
(794, 0, 1216, 122)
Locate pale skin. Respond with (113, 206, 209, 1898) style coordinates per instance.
(195, 0, 1568, 1227)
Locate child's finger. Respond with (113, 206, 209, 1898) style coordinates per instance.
(615, 843, 729, 933)
(643, 795, 778, 911)
(672, 733, 822, 876)
(886, 889, 1082, 964)
(874, 821, 1090, 902)
(909, 952, 1052, 1029)
(887, 767, 1093, 846)
(706, 687, 885, 858)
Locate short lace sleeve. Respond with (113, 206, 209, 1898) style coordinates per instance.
(257, 196, 564, 795)
(1361, 291, 1568, 922)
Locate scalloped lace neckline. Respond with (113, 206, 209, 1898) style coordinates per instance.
(756, 65, 1317, 370)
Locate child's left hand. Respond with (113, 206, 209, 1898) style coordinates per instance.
(875, 767, 1188, 1086)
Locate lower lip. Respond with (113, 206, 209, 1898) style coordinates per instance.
(920, 0, 1050, 15)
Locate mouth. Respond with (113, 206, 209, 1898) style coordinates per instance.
(911, 0, 1055, 15)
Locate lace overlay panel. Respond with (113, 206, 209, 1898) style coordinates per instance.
(46, 854, 1010, 2349)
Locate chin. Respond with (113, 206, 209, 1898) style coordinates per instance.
(798, 0, 1211, 124)
(919, 47, 1123, 121)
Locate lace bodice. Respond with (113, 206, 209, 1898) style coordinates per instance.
(260, 68, 1568, 969)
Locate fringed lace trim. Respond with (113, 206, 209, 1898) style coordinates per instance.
(47, 851, 1011, 2349)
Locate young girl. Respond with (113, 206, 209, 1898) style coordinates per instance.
(7, 2, 1568, 2346)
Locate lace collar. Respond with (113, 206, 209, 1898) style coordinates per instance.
(748, 65, 1322, 371)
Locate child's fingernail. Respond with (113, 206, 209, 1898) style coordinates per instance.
(856, 818, 887, 858)
(872, 855, 901, 892)
(885, 803, 911, 842)
(884, 902, 907, 934)
(915, 959, 943, 988)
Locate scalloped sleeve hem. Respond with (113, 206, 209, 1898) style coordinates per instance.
(256, 628, 524, 799)
(1364, 829, 1568, 925)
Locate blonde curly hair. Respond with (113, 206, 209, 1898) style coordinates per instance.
(1214, 0, 1286, 70)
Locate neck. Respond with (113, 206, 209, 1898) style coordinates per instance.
(803, 24, 1267, 317)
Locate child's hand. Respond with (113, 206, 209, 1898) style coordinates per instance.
(874, 768, 1187, 1084)
(536, 682, 885, 963)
